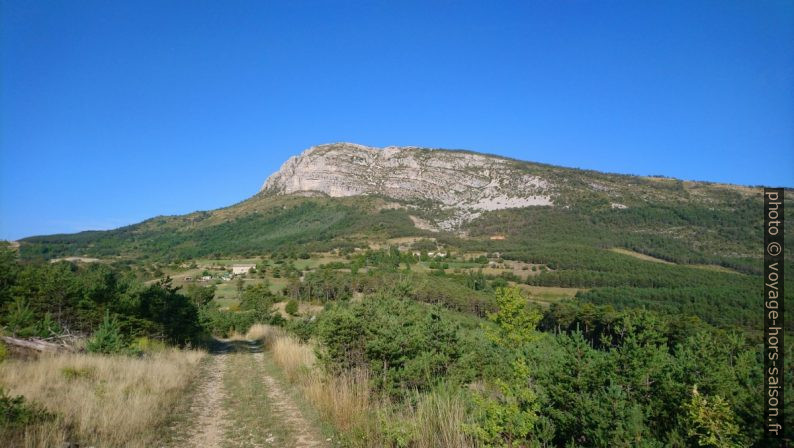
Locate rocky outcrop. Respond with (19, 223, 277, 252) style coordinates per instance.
(261, 143, 553, 229)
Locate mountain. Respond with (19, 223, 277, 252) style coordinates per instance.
(261, 143, 553, 229)
(259, 142, 766, 232)
(18, 142, 779, 275)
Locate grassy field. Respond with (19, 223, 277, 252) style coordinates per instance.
(162, 253, 351, 301)
(292, 253, 346, 270)
(273, 300, 325, 319)
(608, 247, 674, 264)
(689, 263, 742, 274)
(517, 284, 584, 306)
(0, 349, 204, 447)
(609, 247, 743, 275)
(191, 257, 263, 266)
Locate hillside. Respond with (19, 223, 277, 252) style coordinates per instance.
(19, 143, 777, 269)
(18, 143, 791, 332)
(5, 143, 794, 446)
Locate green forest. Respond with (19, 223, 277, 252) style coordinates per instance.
(3, 179, 793, 446)
(1, 235, 792, 446)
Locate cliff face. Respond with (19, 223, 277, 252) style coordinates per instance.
(261, 143, 554, 220)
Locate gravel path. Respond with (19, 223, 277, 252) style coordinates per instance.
(174, 340, 327, 448)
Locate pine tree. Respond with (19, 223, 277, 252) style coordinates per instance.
(684, 386, 745, 448)
(86, 312, 125, 354)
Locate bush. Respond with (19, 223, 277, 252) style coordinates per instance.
(0, 387, 55, 428)
(86, 313, 125, 354)
(4, 298, 35, 337)
(199, 306, 258, 337)
(61, 366, 96, 381)
(131, 337, 168, 354)
(239, 283, 275, 322)
(317, 296, 463, 396)
(269, 314, 287, 327)
(285, 299, 299, 316)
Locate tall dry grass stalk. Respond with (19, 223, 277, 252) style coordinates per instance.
(410, 387, 475, 448)
(270, 335, 315, 382)
(243, 323, 285, 343)
(304, 368, 376, 433)
(266, 329, 381, 442)
(261, 325, 476, 447)
(0, 349, 205, 448)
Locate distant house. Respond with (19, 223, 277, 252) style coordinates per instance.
(490, 234, 506, 240)
(231, 264, 255, 275)
(201, 275, 212, 281)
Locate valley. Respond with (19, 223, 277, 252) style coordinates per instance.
(1, 144, 792, 446)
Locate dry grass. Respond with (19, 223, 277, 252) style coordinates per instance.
(273, 300, 325, 319)
(269, 335, 315, 382)
(0, 349, 205, 448)
(690, 264, 741, 274)
(261, 325, 476, 447)
(268, 332, 380, 440)
(244, 323, 285, 342)
(305, 368, 375, 434)
(516, 284, 585, 306)
(609, 247, 674, 264)
(411, 387, 474, 448)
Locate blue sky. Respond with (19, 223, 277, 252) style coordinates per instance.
(1, 0, 792, 240)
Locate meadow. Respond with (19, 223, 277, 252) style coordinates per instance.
(0, 348, 204, 447)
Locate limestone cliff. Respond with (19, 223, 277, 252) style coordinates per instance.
(261, 143, 553, 229)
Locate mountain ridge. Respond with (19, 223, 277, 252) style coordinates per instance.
(17, 142, 779, 271)
(258, 142, 765, 230)
(261, 142, 767, 193)
(261, 143, 559, 230)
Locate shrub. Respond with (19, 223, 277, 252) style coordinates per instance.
(287, 317, 316, 342)
(86, 313, 125, 354)
(199, 306, 257, 337)
(0, 387, 55, 429)
(269, 314, 287, 326)
(61, 366, 96, 381)
(4, 298, 35, 337)
(131, 337, 168, 354)
(467, 288, 542, 445)
(317, 296, 463, 396)
(684, 386, 744, 448)
(285, 299, 299, 316)
(239, 283, 275, 321)
(32, 312, 61, 338)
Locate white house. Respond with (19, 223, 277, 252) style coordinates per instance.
(231, 264, 255, 275)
